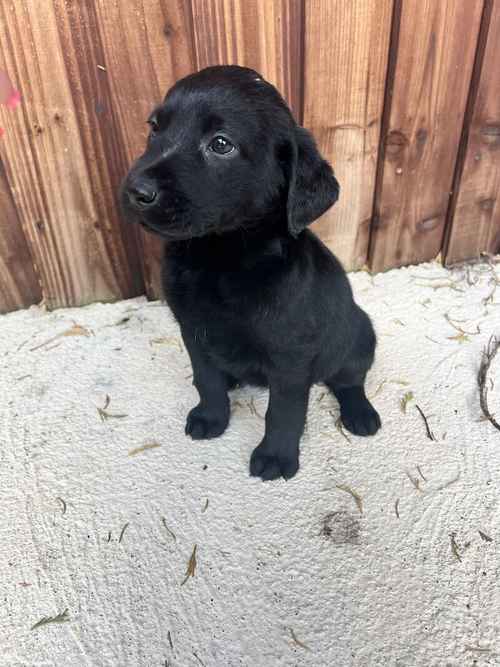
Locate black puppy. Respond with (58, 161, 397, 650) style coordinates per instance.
(122, 65, 381, 481)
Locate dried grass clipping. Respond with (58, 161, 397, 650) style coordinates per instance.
(181, 545, 197, 586)
(400, 391, 414, 413)
(30, 323, 92, 351)
(98, 395, 128, 422)
(289, 627, 310, 651)
(128, 442, 161, 457)
(336, 484, 363, 514)
(31, 608, 69, 630)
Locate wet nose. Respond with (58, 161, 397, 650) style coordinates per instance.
(126, 178, 158, 208)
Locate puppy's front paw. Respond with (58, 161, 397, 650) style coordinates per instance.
(185, 404, 229, 440)
(341, 400, 381, 436)
(249, 442, 299, 481)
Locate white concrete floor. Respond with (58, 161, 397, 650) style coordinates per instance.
(1, 259, 500, 667)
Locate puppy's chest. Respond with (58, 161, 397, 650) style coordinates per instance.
(168, 258, 265, 310)
(167, 264, 272, 359)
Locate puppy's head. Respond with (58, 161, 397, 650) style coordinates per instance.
(121, 65, 339, 240)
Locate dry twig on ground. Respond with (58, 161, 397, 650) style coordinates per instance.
(415, 404, 436, 441)
(478, 337, 500, 432)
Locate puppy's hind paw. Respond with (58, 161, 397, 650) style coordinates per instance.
(185, 404, 229, 440)
(341, 402, 381, 436)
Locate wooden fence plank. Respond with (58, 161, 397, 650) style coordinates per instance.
(93, 0, 195, 299)
(369, 0, 484, 272)
(444, 2, 500, 265)
(0, 1, 142, 309)
(303, 0, 393, 270)
(0, 160, 41, 313)
(53, 0, 145, 300)
(191, 0, 303, 119)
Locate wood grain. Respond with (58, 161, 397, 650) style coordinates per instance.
(369, 0, 484, 272)
(0, 1, 141, 309)
(0, 159, 41, 313)
(444, 2, 500, 264)
(93, 0, 195, 299)
(191, 0, 303, 118)
(303, 0, 393, 269)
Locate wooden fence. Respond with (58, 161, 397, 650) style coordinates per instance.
(0, 1, 499, 313)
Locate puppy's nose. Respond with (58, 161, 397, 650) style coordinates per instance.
(127, 178, 158, 208)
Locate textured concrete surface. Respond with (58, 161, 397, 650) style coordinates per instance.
(1, 259, 500, 667)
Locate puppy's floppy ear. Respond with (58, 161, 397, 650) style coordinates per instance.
(285, 126, 340, 237)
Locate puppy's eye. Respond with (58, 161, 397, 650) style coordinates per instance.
(209, 135, 234, 155)
(147, 118, 159, 135)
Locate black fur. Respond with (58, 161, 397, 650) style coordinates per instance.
(121, 65, 381, 481)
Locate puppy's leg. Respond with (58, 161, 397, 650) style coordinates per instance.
(182, 330, 230, 440)
(250, 381, 309, 481)
(326, 359, 381, 436)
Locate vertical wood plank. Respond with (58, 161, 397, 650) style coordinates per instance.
(0, 1, 143, 309)
(0, 160, 41, 313)
(303, 0, 393, 269)
(93, 0, 195, 299)
(192, 0, 303, 119)
(369, 0, 484, 272)
(444, 2, 500, 264)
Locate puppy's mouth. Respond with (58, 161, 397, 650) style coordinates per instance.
(138, 218, 197, 241)
(124, 203, 187, 239)
(124, 201, 231, 241)
(138, 220, 170, 238)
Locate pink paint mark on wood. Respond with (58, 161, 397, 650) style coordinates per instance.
(0, 70, 21, 138)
